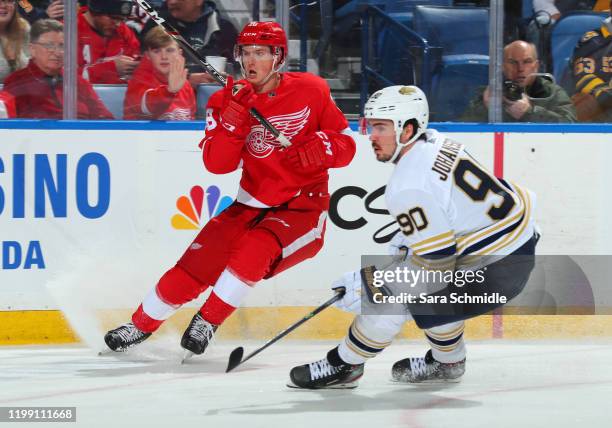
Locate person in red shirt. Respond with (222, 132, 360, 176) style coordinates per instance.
(78, 0, 140, 83)
(105, 21, 356, 358)
(4, 19, 113, 119)
(123, 26, 196, 120)
(0, 90, 16, 118)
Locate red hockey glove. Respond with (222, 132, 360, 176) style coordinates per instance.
(219, 76, 257, 138)
(285, 131, 335, 173)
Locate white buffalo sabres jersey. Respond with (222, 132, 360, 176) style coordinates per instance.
(386, 129, 536, 260)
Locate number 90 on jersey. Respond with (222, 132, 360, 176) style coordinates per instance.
(396, 207, 428, 236)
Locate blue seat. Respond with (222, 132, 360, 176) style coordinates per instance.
(385, 0, 452, 28)
(413, 6, 489, 121)
(550, 12, 608, 94)
(93, 84, 127, 120)
(371, 2, 453, 87)
(414, 6, 489, 55)
(335, 0, 386, 20)
(196, 84, 222, 120)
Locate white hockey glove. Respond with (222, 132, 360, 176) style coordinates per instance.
(332, 271, 362, 313)
(388, 232, 411, 258)
(332, 267, 393, 314)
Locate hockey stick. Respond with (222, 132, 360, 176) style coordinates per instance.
(225, 291, 345, 372)
(133, 0, 292, 147)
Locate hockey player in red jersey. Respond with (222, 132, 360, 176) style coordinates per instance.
(78, 0, 141, 83)
(123, 27, 196, 120)
(105, 21, 356, 357)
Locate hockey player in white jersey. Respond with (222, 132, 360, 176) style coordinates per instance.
(288, 86, 539, 389)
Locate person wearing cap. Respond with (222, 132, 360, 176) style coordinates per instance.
(104, 21, 356, 358)
(141, 0, 238, 87)
(78, 0, 141, 83)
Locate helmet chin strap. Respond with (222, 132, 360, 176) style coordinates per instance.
(259, 55, 280, 86)
(386, 130, 422, 164)
(239, 53, 282, 88)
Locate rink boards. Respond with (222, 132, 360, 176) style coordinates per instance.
(1, 121, 611, 344)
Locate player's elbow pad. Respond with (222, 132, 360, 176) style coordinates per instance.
(203, 158, 236, 174)
(202, 133, 243, 174)
(203, 152, 241, 174)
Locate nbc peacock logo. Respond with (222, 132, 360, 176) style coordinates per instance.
(171, 185, 233, 230)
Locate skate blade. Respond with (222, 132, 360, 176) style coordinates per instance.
(390, 376, 463, 384)
(286, 380, 359, 390)
(181, 350, 194, 364)
(98, 347, 127, 356)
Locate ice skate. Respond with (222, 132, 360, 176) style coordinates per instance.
(391, 350, 465, 383)
(104, 322, 151, 352)
(288, 356, 364, 389)
(180, 313, 218, 360)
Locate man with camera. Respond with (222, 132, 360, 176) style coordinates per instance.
(461, 40, 576, 122)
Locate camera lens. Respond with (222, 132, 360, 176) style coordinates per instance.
(503, 80, 523, 102)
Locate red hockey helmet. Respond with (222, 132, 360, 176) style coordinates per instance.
(234, 21, 288, 67)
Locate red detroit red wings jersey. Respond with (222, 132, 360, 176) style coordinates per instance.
(203, 72, 352, 207)
(77, 8, 141, 84)
(123, 57, 196, 120)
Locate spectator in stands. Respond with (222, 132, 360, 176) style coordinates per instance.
(78, 0, 141, 83)
(0, 89, 15, 117)
(526, 1, 602, 71)
(124, 26, 195, 120)
(141, 0, 238, 87)
(462, 40, 577, 122)
(1, 0, 30, 82)
(3, 19, 113, 118)
(17, 1, 63, 24)
(570, 0, 612, 121)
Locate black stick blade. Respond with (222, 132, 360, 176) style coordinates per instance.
(226, 347, 244, 372)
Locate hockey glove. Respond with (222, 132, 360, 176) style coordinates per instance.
(219, 76, 257, 138)
(285, 131, 335, 173)
(332, 271, 362, 314)
(332, 267, 393, 314)
(388, 231, 410, 259)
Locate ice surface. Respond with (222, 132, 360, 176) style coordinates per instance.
(1, 340, 610, 428)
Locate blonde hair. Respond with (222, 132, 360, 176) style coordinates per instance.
(143, 26, 176, 51)
(0, 4, 30, 72)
